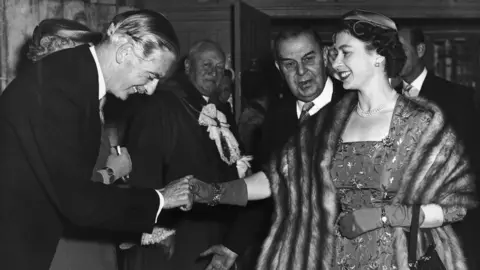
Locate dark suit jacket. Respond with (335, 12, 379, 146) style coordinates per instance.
(124, 77, 241, 270)
(417, 73, 477, 157)
(259, 78, 347, 165)
(0, 45, 159, 270)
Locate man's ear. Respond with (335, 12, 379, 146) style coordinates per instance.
(416, 43, 426, 58)
(115, 43, 133, 64)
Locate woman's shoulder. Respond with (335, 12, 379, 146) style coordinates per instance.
(396, 95, 449, 135)
(399, 95, 444, 122)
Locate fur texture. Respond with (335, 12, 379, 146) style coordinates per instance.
(258, 92, 476, 270)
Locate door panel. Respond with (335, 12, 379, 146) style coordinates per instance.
(233, 0, 271, 121)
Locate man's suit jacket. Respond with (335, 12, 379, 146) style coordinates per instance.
(0, 45, 159, 270)
(259, 78, 347, 165)
(415, 73, 477, 156)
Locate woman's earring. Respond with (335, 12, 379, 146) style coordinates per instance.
(375, 62, 380, 67)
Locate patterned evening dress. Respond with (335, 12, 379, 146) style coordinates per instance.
(328, 100, 412, 270)
(330, 99, 466, 269)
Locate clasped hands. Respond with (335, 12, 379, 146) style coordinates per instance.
(159, 176, 214, 211)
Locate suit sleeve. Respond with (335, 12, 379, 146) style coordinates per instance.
(27, 86, 160, 233)
(125, 94, 178, 228)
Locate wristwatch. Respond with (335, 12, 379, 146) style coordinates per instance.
(102, 167, 115, 184)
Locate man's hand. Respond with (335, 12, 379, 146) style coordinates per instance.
(189, 178, 214, 204)
(160, 175, 193, 210)
(105, 147, 132, 180)
(200, 245, 238, 270)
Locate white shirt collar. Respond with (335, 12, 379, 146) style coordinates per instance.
(89, 46, 107, 100)
(296, 77, 334, 118)
(404, 67, 428, 93)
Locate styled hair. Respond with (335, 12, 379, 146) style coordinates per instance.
(336, 19, 406, 77)
(273, 27, 323, 62)
(187, 40, 225, 62)
(27, 18, 103, 62)
(106, 9, 180, 60)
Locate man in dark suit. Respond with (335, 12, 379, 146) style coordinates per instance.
(398, 27, 477, 151)
(260, 27, 346, 166)
(0, 10, 193, 270)
(200, 27, 346, 270)
(398, 26, 480, 270)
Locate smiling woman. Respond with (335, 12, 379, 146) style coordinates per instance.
(189, 9, 476, 270)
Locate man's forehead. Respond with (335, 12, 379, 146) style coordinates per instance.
(195, 47, 225, 61)
(279, 34, 320, 58)
(143, 50, 176, 77)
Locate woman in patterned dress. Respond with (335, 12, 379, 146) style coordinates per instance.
(189, 9, 477, 270)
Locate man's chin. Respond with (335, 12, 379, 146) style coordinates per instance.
(297, 87, 321, 101)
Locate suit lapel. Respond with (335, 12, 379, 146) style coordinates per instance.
(174, 76, 207, 121)
(418, 72, 438, 101)
(75, 46, 102, 160)
(331, 78, 347, 105)
(283, 98, 299, 128)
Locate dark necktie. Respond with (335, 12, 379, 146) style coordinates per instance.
(299, 102, 314, 123)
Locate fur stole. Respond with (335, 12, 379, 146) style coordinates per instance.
(258, 92, 477, 270)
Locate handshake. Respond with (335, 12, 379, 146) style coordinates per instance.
(159, 175, 214, 211)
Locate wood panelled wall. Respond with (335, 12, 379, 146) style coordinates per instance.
(0, 0, 135, 92)
(144, 0, 480, 18)
(142, 0, 480, 66)
(155, 8, 232, 57)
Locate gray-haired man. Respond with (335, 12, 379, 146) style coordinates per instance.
(0, 9, 192, 270)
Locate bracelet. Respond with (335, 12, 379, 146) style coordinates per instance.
(381, 205, 389, 227)
(208, 183, 222, 206)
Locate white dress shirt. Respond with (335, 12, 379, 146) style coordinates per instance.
(89, 46, 165, 222)
(296, 77, 334, 119)
(403, 67, 428, 97)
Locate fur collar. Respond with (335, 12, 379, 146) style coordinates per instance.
(258, 92, 476, 270)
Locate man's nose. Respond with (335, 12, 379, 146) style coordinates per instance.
(296, 63, 307, 76)
(208, 67, 217, 77)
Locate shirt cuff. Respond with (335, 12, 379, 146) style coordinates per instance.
(154, 190, 164, 223)
(420, 204, 444, 228)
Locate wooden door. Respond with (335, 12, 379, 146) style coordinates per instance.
(233, 0, 271, 122)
